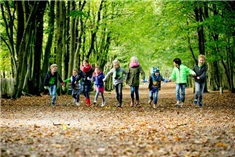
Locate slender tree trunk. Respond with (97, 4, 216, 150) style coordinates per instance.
(42, 1, 55, 88)
(194, 6, 205, 55)
(68, 1, 76, 78)
(55, 1, 64, 94)
(87, 0, 104, 58)
(13, 1, 40, 98)
(1, 2, 17, 78)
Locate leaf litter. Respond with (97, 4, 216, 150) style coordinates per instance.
(1, 83, 235, 156)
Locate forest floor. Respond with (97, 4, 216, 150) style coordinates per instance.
(1, 82, 235, 157)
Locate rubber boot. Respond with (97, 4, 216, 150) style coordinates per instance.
(86, 98, 91, 107)
(130, 99, 134, 107)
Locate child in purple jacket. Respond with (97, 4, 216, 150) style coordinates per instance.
(92, 66, 106, 107)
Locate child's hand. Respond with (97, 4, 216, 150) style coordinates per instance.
(197, 76, 200, 80)
(164, 80, 169, 83)
(103, 79, 105, 82)
(87, 77, 91, 80)
(74, 81, 77, 84)
(44, 86, 48, 89)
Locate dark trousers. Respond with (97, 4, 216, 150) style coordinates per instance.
(115, 83, 122, 104)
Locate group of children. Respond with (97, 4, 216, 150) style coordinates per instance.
(44, 55, 207, 108)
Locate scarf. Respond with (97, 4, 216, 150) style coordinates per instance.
(80, 64, 92, 73)
(152, 73, 161, 81)
(130, 61, 139, 68)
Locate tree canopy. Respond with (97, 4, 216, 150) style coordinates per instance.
(1, 0, 235, 98)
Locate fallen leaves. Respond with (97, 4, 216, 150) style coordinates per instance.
(1, 84, 235, 156)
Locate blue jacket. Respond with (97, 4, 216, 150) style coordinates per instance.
(93, 72, 105, 88)
(148, 73, 166, 89)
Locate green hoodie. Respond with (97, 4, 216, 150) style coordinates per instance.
(170, 64, 195, 84)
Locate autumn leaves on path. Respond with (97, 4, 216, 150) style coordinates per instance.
(1, 83, 235, 156)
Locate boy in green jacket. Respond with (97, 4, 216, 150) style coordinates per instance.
(169, 58, 196, 107)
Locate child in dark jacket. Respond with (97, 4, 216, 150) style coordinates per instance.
(148, 67, 168, 109)
(193, 55, 207, 107)
(80, 59, 94, 107)
(92, 66, 106, 107)
(64, 69, 81, 106)
(44, 64, 64, 106)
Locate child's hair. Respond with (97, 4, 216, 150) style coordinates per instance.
(95, 66, 100, 69)
(173, 58, 181, 65)
(130, 56, 138, 62)
(73, 69, 78, 73)
(50, 64, 57, 69)
(83, 59, 89, 64)
(198, 54, 206, 60)
(113, 59, 120, 66)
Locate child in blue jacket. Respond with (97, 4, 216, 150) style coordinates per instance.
(92, 66, 106, 107)
(148, 67, 168, 109)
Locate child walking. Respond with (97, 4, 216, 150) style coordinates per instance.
(148, 67, 168, 109)
(193, 55, 207, 107)
(169, 58, 196, 107)
(80, 59, 94, 107)
(103, 59, 128, 107)
(126, 56, 145, 108)
(92, 66, 106, 107)
(64, 69, 81, 106)
(44, 64, 64, 106)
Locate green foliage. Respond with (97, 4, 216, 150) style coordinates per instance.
(67, 10, 88, 19)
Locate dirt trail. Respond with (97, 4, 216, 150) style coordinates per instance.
(1, 82, 235, 157)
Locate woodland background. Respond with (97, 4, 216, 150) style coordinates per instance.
(1, 1, 235, 157)
(1, 0, 235, 98)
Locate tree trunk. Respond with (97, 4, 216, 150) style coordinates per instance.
(68, 1, 76, 79)
(31, 1, 47, 95)
(42, 1, 55, 89)
(55, 1, 64, 95)
(13, 1, 40, 98)
(1, 1, 17, 78)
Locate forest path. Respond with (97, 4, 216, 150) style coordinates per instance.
(1, 82, 235, 156)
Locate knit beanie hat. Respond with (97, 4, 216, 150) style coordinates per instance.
(153, 67, 160, 73)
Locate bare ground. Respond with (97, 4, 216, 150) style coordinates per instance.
(1, 83, 235, 157)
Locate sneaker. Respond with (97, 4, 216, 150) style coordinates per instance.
(194, 99, 198, 105)
(117, 103, 122, 107)
(101, 101, 106, 107)
(75, 102, 80, 106)
(152, 104, 157, 109)
(175, 103, 180, 106)
(51, 103, 55, 106)
(175, 102, 183, 107)
(93, 101, 97, 105)
(199, 102, 202, 107)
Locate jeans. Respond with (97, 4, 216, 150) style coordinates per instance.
(176, 83, 186, 102)
(130, 86, 139, 100)
(115, 83, 122, 104)
(194, 82, 205, 103)
(49, 85, 57, 104)
(149, 88, 159, 104)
